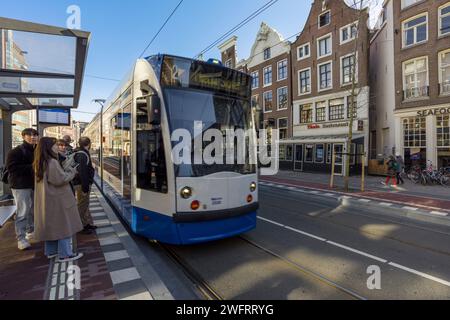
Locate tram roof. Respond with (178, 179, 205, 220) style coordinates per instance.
(0, 16, 90, 113)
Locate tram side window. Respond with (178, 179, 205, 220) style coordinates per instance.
(136, 99, 168, 193)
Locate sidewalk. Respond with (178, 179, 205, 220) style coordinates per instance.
(260, 171, 450, 213)
(0, 188, 158, 300)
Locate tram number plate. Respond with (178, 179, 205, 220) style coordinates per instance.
(211, 198, 223, 206)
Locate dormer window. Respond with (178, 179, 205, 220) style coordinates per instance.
(264, 48, 271, 60)
(319, 11, 331, 28)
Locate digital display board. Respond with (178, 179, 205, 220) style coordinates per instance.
(38, 108, 71, 126)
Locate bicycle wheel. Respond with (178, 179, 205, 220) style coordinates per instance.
(441, 175, 450, 187)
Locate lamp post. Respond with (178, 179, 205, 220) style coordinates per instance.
(93, 99, 106, 191)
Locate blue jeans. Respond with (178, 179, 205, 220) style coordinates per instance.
(11, 189, 34, 241)
(44, 237, 73, 258)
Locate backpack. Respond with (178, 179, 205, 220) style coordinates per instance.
(0, 145, 27, 184)
(62, 150, 90, 172)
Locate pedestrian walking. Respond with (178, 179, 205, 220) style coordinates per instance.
(396, 154, 405, 185)
(382, 156, 398, 187)
(33, 137, 83, 262)
(5, 128, 39, 250)
(72, 137, 96, 235)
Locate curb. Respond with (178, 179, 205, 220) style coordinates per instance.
(259, 181, 450, 227)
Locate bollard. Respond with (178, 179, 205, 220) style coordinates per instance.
(361, 154, 366, 192)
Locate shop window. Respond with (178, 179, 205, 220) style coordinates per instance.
(316, 102, 326, 122)
(305, 144, 314, 163)
(315, 144, 325, 163)
(403, 117, 427, 148)
(437, 115, 450, 147)
(286, 145, 293, 161)
(326, 144, 333, 164)
(279, 145, 286, 161)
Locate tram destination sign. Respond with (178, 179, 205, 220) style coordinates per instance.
(417, 107, 450, 117)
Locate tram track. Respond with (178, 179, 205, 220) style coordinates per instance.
(158, 236, 367, 300)
(158, 242, 224, 300)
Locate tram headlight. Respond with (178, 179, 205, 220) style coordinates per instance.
(250, 182, 257, 192)
(180, 187, 193, 199)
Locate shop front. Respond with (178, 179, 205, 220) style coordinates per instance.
(279, 135, 366, 176)
(395, 105, 450, 170)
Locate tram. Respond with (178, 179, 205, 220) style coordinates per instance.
(84, 54, 259, 245)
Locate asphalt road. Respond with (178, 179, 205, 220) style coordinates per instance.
(165, 185, 450, 300)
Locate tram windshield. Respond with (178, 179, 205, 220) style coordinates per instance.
(160, 56, 256, 177)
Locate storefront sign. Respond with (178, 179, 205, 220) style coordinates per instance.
(307, 124, 321, 129)
(323, 122, 349, 129)
(417, 107, 450, 117)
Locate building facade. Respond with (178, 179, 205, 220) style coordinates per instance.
(371, 0, 450, 170)
(218, 23, 293, 140)
(285, 0, 370, 175)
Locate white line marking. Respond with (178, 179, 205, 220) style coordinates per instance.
(430, 211, 448, 217)
(358, 199, 371, 203)
(388, 263, 450, 287)
(104, 250, 130, 263)
(110, 267, 141, 285)
(284, 226, 327, 242)
(96, 226, 115, 235)
(258, 216, 450, 287)
(94, 219, 110, 227)
(121, 291, 153, 301)
(99, 236, 121, 246)
(49, 286, 56, 300)
(402, 206, 419, 211)
(326, 241, 388, 263)
(379, 202, 393, 207)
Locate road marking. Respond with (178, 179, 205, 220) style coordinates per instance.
(121, 291, 153, 300)
(258, 216, 450, 287)
(402, 206, 419, 211)
(379, 202, 393, 207)
(388, 262, 450, 287)
(104, 250, 130, 263)
(358, 199, 371, 203)
(430, 211, 448, 217)
(99, 236, 121, 247)
(326, 241, 388, 263)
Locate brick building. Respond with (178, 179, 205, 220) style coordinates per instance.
(370, 0, 450, 170)
(283, 0, 370, 175)
(218, 22, 293, 140)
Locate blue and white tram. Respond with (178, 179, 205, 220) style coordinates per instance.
(91, 54, 259, 245)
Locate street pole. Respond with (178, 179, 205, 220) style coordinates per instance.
(344, 0, 366, 192)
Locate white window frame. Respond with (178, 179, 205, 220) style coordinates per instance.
(340, 53, 358, 86)
(317, 33, 333, 59)
(263, 66, 273, 87)
(318, 10, 331, 29)
(263, 47, 271, 60)
(439, 2, 450, 37)
(251, 71, 259, 89)
(317, 60, 333, 92)
(297, 43, 311, 61)
(402, 13, 428, 48)
(401, 0, 425, 10)
(277, 87, 288, 111)
(263, 91, 273, 113)
(402, 56, 429, 98)
(298, 67, 311, 96)
(340, 21, 359, 45)
(277, 59, 288, 81)
(439, 48, 450, 96)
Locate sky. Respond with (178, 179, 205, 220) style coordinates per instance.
(2, 0, 383, 123)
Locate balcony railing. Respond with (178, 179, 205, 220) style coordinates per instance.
(403, 86, 429, 101)
(439, 83, 450, 96)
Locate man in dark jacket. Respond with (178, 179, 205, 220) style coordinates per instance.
(72, 137, 96, 234)
(5, 128, 39, 250)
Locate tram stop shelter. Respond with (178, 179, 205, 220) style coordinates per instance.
(0, 16, 90, 198)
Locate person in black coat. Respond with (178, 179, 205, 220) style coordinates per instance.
(72, 137, 96, 234)
(5, 128, 39, 250)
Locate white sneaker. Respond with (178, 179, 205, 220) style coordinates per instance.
(18, 239, 31, 251)
(47, 254, 58, 259)
(57, 252, 84, 263)
(26, 232, 34, 241)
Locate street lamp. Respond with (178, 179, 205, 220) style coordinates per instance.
(93, 99, 106, 191)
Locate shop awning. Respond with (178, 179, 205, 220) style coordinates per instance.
(0, 17, 90, 112)
(280, 134, 365, 145)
